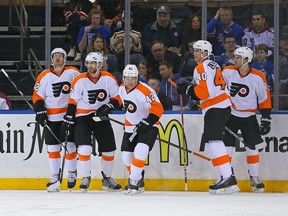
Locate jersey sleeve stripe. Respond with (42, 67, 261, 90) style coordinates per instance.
(150, 100, 164, 118)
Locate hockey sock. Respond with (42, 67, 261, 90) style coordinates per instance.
(65, 142, 77, 172)
(130, 143, 149, 182)
(206, 140, 232, 179)
(245, 147, 260, 176)
(101, 151, 115, 177)
(78, 145, 92, 177)
(47, 144, 61, 178)
(122, 151, 134, 173)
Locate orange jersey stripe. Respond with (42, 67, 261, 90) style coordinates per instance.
(201, 93, 230, 110)
(132, 157, 145, 168)
(76, 109, 95, 115)
(231, 103, 257, 113)
(47, 107, 67, 115)
(125, 119, 133, 126)
(246, 155, 260, 164)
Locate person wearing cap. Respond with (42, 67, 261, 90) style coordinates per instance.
(142, 6, 182, 56)
(110, 11, 143, 71)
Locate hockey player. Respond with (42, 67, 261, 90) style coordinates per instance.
(222, 47, 272, 192)
(119, 64, 164, 195)
(177, 40, 239, 194)
(32, 48, 80, 192)
(62, 52, 122, 192)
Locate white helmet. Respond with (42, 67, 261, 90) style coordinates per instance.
(193, 40, 212, 55)
(123, 64, 139, 77)
(234, 47, 254, 63)
(51, 48, 67, 60)
(85, 52, 103, 63)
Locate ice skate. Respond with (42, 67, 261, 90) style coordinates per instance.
(79, 176, 91, 193)
(67, 171, 77, 191)
(125, 171, 145, 195)
(209, 176, 223, 194)
(46, 174, 60, 192)
(213, 174, 240, 195)
(250, 176, 265, 193)
(101, 171, 121, 191)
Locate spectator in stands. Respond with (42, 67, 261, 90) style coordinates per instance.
(215, 34, 237, 69)
(242, 11, 274, 56)
(93, 0, 125, 30)
(278, 35, 288, 109)
(82, 34, 118, 73)
(145, 41, 182, 80)
(110, 11, 143, 71)
(251, 44, 274, 92)
(137, 59, 150, 83)
(181, 40, 197, 78)
(207, 6, 244, 56)
(64, 0, 93, 60)
(0, 92, 12, 109)
(142, 6, 182, 56)
(158, 60, 192, 110)
(181, 14, 202, 55)
(148, 78, 172, 110)
(76, 8, 112, 61)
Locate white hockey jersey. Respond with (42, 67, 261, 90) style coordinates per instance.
(222, 66, 271, 117)
(119, 81, 164, 133)
(242, 27, 274, 53)
(193, 59, 231, 115)
(69, 71, 121, 117)
(33, 66, 80, 121)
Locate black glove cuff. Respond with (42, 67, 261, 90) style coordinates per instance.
(109, 99, 120, 110)
(189, 87, 200, 101)
(260, 108, 271, 119)
(66, 104, 76, 116)
(34, 100, 45, 112)
(146, 113, 159, 125)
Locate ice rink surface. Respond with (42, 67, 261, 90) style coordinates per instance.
(0, 190, 288, 216)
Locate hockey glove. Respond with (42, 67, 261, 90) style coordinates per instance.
(35, 110, 48, 127)
(62, 114, 75, 135)
(96, 103, 114, 117)
(177, 82, 193, 96)
(134, 119, 151, 133)
(134, 114, 159, 133)
(259, 118, 271, 135)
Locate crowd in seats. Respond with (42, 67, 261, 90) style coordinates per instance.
(2, 2, 281, 111)
(58, 2, 288, 111)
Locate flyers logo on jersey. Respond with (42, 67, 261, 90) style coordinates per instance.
(52, 81, 71, 97)
(124, 100, 137, 113)
(230, 82, 249, 97)
(87, 89, 107, 104)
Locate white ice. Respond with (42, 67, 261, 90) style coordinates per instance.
(0, 190, 287, 216)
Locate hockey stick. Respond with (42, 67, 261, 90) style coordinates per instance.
(59, 131, 69, 184)
(93, 116, 210, 161)
(168, 79, 189, 191)
(1, 68, 68, 153)
(167, 78, 248, 148)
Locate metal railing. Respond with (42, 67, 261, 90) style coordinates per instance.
(9, 0, 28, 62)
(28, 49, 44, 80)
